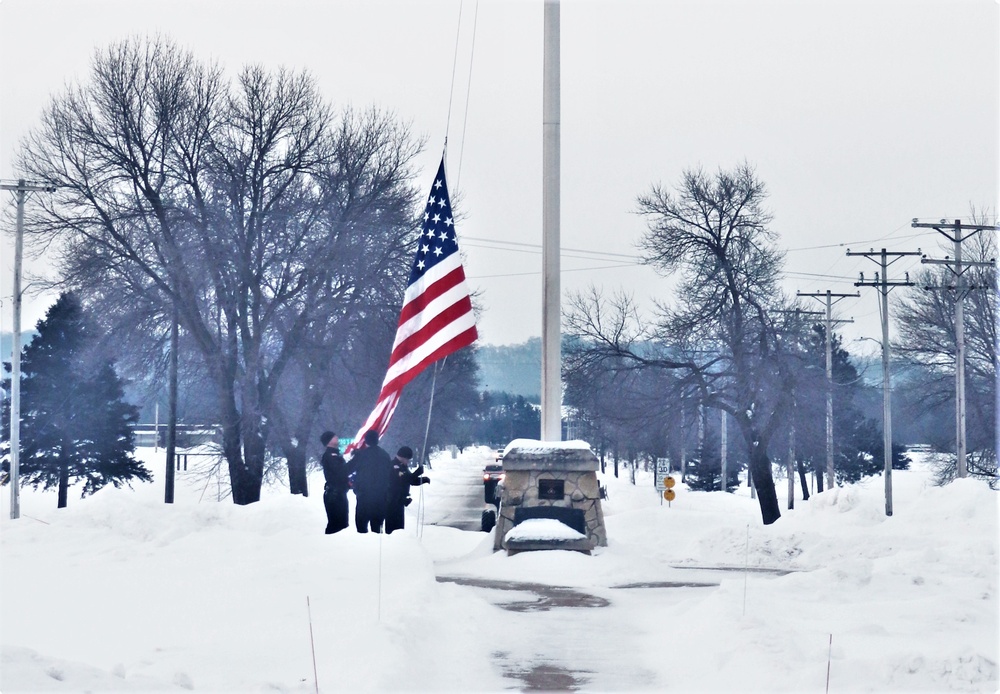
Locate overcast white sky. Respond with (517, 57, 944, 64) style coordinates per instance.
(1, 0, 997, 349)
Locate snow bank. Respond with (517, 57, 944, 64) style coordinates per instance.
(2, 446, 996, 692)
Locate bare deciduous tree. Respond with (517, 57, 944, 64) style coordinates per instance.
(18, 37, 423, 504)
(565, 164, 794, 524)
(895, 226, 997, 483)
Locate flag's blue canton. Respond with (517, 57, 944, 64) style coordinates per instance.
(409, 160, 459, 286)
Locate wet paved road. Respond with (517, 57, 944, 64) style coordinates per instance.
(425, 459, 791, 691)
(420, 456, 490, 531)
(425, 464, 661, 690)
(436, 574, 710, 691)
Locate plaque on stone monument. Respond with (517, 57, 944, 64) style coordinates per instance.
(538, 479, 564, 500)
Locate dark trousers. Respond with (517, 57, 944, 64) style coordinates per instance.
(384, 500, 406, 534)
(355, 497, 385, 533)
(323, 487, 349, 534)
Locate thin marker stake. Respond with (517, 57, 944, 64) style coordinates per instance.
(306, 597, 319, 694)
(378, 529, 384, 622)
(742, 524, 750, 616)
(825, 633, 833, 693)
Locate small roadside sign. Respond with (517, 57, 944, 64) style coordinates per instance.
(655, 458, 670, 491)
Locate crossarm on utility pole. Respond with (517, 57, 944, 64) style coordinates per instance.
(796, 291, 858, 491)
(913, 219, 997, 479)
(846, 247, 921, 516)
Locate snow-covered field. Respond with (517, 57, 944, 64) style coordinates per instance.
(1, 445, 996, 692)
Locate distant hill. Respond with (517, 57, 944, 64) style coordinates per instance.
(477, 338, 541, 401)
(0, 332, 39, 363)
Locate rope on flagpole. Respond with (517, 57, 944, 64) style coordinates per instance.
(420, 357, 445, 470)
(456, 0, 479, 190)
(421, 362, 439, 467)
(444, 0, 465, 148)
(416, 479, 426, 539)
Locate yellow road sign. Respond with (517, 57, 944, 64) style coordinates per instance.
(664, 476, 676, 489)
(664, 489, 676, 501)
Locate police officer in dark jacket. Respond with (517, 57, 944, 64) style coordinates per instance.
(319, 431, 351, 534)
(350, 430, 394, 533)
(385, 446, 431, 534)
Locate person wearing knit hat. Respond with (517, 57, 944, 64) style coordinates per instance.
(385, 446, 430, 534)
(318, 431, 351, 534)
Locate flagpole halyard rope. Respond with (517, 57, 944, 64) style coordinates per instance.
(444, 0, 465, 149)
(456, 0, 479, 190)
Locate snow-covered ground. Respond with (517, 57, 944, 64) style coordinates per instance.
(1, 444, 996, 692)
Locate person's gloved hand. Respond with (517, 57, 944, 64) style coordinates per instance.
(420, 476, 430, 484)
(404, 496, 412, 506)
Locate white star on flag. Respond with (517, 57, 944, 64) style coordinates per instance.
(346, 156, 478, 455)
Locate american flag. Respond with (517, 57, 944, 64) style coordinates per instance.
(346, 157, 478, 453)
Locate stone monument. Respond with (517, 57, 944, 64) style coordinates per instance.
(493, 439, 607, 553)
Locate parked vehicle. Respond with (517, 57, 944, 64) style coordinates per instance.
(483, 463, 504, 483)
(482, 461, 504, 531)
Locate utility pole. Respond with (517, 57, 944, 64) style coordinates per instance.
(787, 391, 795, 509)
(847, 248, 920, 516)
(797, 291, 857, 490)
(1, 179, 56, 520)
(912, 219, 996, 479)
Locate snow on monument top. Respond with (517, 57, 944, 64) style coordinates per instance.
(500, 439, 598, 471)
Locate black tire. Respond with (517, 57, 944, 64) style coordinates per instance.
(481, 509, 496, 533)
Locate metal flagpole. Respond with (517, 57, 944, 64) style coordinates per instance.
(541, 0, 562, 441)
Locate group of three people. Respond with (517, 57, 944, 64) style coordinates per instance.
(319, 429, 430, 535)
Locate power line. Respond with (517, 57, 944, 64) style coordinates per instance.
(463, 235, 640, 260)
(469, 262, 639, 280)
(781, 222, 932, 254)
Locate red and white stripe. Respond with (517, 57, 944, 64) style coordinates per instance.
(346, 252, 477, 453)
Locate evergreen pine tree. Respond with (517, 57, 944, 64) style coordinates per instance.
(684, 432, 741, 492)
(793, 326, 909, 488)
(2, 293, 149, 507)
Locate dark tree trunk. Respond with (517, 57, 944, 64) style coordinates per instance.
(220, 401, 248, 503)
(57, 463, 69, 509)
(613, 445, 619, 478)
(815, 468, 825, 494)
(165, 312, 178, 504)
(280, 376, 324, 496)
(748, 444, 781, 525)
(797, 459, 810, 501)
(286, 445, 308, 496)
(238, 420, 266, 505)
